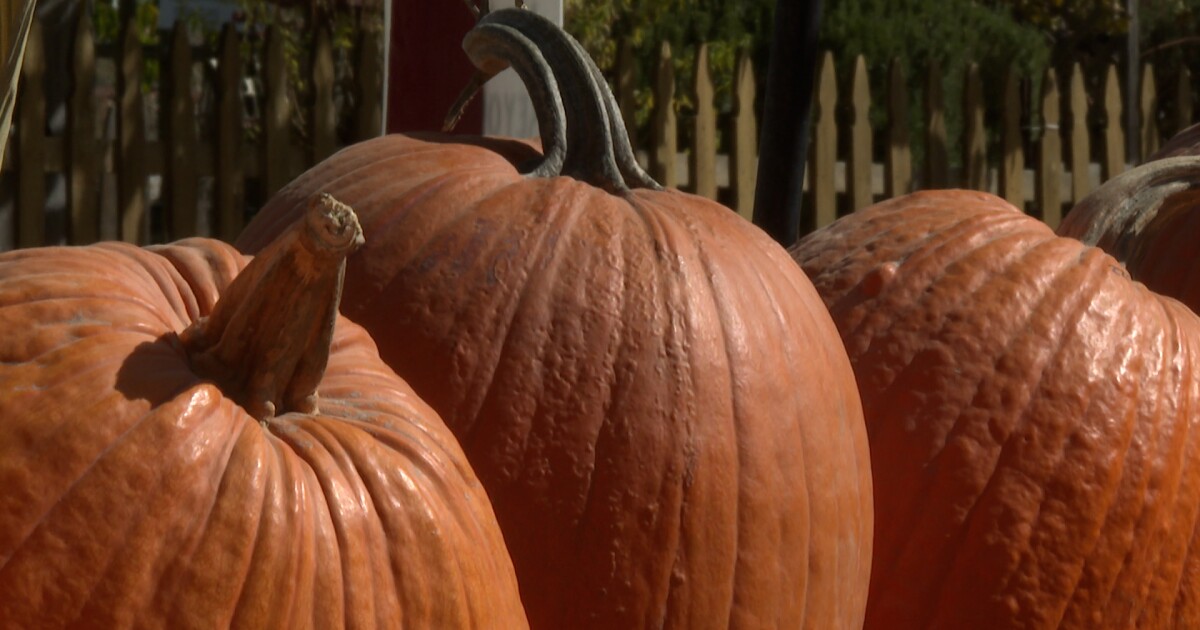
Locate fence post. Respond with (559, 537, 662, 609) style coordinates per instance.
(163, 21, 197, 239)
(23, 21, 1198, 248)
(1176, 67, 1193, 136)
(962, 62, 986, 190)
(262, 26, 290, 200)
(1140, 62, 1158, 160)
(691, 42, 715, 199)
(15, 16, 43, 248)
(68, 9, 98, 244)
(312, 26, 336, 166)
(1068, 63, 1091, 204)
(0, 2, 12, 75)
(886, 58, 911, 197)
(810, 51, 836, 230)
(1037, 68, 1062, 228)
(117, 19, 145, 244)
(729, 50, 756, 221)
(616, 40, 638, 149)
(650, 41, 676, 188)
(925, 59, 948, 188)
(216, 23, 244, 243)
(690, 42, 716, 199)
(999, 66, 1024, 208)
(847, 54, 872, 210)
(355, 23, 383, 142)
(1102, 63, 1124, 181)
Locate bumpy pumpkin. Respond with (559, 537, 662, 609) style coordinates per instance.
(237, 9, 872, 630)
(1058, 156, 1200, 315)
(792, 189, 1200, 628)
(0, 195, 527, 629)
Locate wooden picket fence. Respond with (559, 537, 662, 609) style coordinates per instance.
(3, 16, 1196, 250)
(617, 44, 1194, 232)
(0, 12, 383, 250)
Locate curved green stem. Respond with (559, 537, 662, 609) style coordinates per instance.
(446, 8, 661, 193)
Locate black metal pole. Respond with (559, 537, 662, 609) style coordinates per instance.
(752, 0, 823, 247)
(118, 0, 134, 29)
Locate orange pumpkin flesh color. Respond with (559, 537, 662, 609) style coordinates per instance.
(0, 195, 527, 628)
(791, 189, 1200, 628)
(237, 10, 872, 630)
(1058, 155, 1200, 316)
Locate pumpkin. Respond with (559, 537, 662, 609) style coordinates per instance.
(236, 9, 872, 630)
(0, 195, 528, 628)
(791, 189, 1200, 628)
(1057, 156, 1200, 316)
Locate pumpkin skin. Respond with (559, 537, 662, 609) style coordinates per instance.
(1057, 156, 1200, 316)
(791, 189, 1200, 629)
(0, 220, 527, 626)
(237, 131, 873, 630)
(236, 11, 872, 629)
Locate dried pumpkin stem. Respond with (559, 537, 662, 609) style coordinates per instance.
(1065, 156, 1200, 249)
(179, 193, 364, 422)
(445, 8, 661, 193)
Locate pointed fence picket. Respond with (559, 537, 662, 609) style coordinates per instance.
(4, 20, 1197, 249)
(613, 46, 1192, 238)
(2, 14, 384, 249)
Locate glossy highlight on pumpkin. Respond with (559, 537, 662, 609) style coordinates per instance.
(237, 129, 873, 630)
(235, 10, 871, 628)
(0, 203, 527, 629)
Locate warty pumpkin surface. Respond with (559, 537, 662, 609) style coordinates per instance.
(0, 196, 527, 629)
(236, 9, 872, 630)
(791, 189, 1200, 629)
(1058, 156, 1200, 315)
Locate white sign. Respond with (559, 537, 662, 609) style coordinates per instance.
(482, 0, 563, 139)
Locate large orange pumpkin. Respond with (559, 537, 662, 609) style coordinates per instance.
(791, 189, 1200, 628)
(0, 195, 527, 628)
(1057, 156, 1200, 315)
(237, 9, 872, 629)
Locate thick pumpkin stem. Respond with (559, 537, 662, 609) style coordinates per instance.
(179, 193, 364, 422)
(1061, 156, 1200, 253)
(444, 8, 661, 193)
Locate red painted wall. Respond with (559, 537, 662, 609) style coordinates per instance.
(387, 0, 483, 134)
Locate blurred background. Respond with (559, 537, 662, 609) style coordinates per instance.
(2, 0, 1198, 249)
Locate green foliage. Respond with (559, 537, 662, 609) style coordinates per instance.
(823, 0, 1050, 80)
(994, 0, 1128, 53)
(1001, 1, 1126, 30)
(566, 0, 1056, 168)
(821, 0, 1051, 171)
(93, 0, 161, 91)
(565, 0, 773, 144)
(211, 0, 377, 145)
(1137, 0, 1200, 137)
(986, 0, 1200, 144)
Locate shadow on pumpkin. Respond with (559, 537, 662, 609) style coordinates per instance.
(114, 334, 204, 408)
(406, 131, 544, 169)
